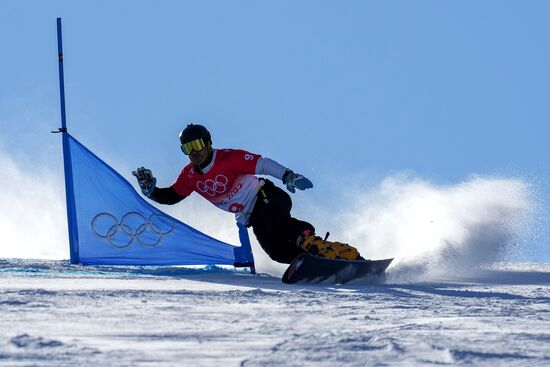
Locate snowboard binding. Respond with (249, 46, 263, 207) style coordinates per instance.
(297, 230, 362, 260)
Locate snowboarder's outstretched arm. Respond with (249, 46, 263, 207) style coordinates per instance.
(256, 158, 313, 193)
(132, 167, 186, 204)
(148, 186, 186, 204)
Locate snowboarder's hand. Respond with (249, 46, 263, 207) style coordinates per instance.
(132, 167, 156, 197)
(283, 170, 313, 193)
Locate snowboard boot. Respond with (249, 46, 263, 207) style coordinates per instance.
(297, 230, 363, 260)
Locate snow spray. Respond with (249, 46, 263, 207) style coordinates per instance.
(334, 175, 536, 281)
(0, 150, 68, 259)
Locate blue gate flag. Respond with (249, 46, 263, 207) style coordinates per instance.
(64, 133, 254, 267)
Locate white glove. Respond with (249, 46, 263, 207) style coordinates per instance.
(132, 167, 156, 197)
(283, 170, 313, 193)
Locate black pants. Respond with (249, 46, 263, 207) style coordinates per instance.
(248, 180, 315, 264)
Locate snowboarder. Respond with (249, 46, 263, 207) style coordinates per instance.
(133, 123, 362, 264)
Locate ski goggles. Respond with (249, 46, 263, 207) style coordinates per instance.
(181, 138, 207, 155)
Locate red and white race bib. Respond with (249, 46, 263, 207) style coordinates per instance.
(171, 149, 261, 214)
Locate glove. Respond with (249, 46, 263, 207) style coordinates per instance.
(132, 167, 157, 197)
(282, 170, 313, 193)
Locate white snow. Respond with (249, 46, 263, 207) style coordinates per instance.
(1, 151, 547, 365)
(1, 259, 549, 366)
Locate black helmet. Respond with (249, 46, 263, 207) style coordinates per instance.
(179, 123, 211, 145)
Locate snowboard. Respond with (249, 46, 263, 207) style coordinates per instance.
(282, 253, 393, 284)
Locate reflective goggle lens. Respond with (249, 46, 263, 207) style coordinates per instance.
(181, 138, 206, 155)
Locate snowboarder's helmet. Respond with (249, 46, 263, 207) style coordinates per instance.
(179, 123, 212, 155)
(179, 123, 211, 144)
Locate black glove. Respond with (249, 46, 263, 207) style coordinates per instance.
(132, 167, 157, 197)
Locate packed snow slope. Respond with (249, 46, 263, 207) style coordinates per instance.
(1, 259, 550, 366)
(2, 148, 548, 365)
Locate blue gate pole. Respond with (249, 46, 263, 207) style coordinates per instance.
(57, 18, 67, 131)
(235, 223, 256, 274)
(55, 18, 80, 264)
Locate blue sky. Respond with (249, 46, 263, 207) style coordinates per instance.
(1, 1, 549, 261)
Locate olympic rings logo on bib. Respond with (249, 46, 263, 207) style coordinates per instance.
(197, 175, 228, 197)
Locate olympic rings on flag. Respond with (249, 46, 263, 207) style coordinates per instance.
(91, 212, 175, 249)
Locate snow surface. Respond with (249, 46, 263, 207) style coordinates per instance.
(1, 259, 550, 366)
